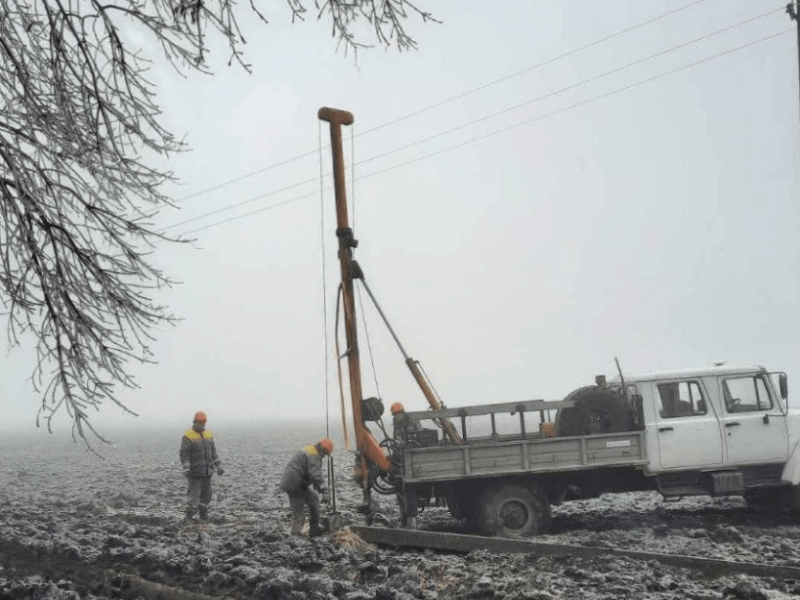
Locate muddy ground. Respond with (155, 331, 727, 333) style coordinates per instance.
(1, 422, 799, 600)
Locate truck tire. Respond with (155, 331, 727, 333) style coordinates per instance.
(475, 482, 551, 538)
(556, 385, 635, 437)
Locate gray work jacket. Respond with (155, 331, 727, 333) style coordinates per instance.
(179, 428, 221, 477)
(280, 445, 324, 495)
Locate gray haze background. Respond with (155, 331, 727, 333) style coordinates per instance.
(1, 0, 798, 441)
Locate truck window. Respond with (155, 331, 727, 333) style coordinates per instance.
(722, 376, 773, 413)
(657, 381, 706, 418)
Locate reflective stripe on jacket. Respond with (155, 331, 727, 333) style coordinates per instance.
(179, 429, 220, 477)
(280, 444, 324, 495)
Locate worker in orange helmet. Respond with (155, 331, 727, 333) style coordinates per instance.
(391, 401, 418, 439)
(280, 438, 333, 537)
(390, 402, 405, 433)
(179, 411, 224, 521)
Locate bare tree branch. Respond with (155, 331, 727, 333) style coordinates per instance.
(0, 0, 433, 444)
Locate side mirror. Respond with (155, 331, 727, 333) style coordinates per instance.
(780, 373, 788, 400)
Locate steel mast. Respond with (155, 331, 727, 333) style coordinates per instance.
(318, 108, 391, 515)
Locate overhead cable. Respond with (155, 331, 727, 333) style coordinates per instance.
(173, 0, 713, 204)
(173, 28, 792, 238)
(164, 10, 786, 234)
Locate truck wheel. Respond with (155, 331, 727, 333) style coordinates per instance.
(556, 385, 635, 437)
(475, 482, 551, 538)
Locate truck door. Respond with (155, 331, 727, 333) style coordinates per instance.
(719, 374, 789, 465)
(654, 380, 724, 469)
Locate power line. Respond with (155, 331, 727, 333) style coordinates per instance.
(176, 150, 318, 203)
(355, 0, 714, 138)
(164, 8, 784, 234)
(172, 0, 713, 204)
(344, 6, 786, 176)
(172, 28, 792, 238)
(177, 192, 317, 235)
(165, 174, 317, 230)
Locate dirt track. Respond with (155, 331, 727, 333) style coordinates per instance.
(1, 424, 800, 599)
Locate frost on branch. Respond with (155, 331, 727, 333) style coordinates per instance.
(0, 0, 432, 443)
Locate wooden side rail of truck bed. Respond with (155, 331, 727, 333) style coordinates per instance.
(397, 398, 647, 484)
(402, 398, 573, 442)
(402, 430, 649, 483)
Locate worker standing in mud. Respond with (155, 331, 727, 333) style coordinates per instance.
(280, 439, 333, 537)
(179, 411, 224, 521)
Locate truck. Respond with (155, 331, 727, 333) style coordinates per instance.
(392, 365, 798, 537)
(317, 107, 800, 538)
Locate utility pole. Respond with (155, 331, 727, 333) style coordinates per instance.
(788, 2, 800, 118)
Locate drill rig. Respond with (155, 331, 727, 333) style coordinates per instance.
(317, 107, 460, 522)
(315, 109, 798, 543)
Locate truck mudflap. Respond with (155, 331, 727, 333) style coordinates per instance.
(791, 486, 800, 511)
(779, 440, 800, 510)
(780, 440, 800, 510)
(780, 439, 800, 485)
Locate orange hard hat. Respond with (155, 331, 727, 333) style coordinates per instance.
(193, 411, 207, 423)
(390, 402, 405, 415)
(318, 438, 334, 455)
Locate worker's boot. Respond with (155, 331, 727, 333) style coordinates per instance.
(198, 507, 209, 522)
(185, 508, 196, 521)
(309, 520, 326, 538)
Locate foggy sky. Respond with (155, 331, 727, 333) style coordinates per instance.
(1, 0, 798, 440)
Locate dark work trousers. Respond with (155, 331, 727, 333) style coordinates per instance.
(287, 488, 321, 535)
(186, 475, 212, 515)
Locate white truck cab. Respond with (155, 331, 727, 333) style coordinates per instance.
(620, 365, 794, 473)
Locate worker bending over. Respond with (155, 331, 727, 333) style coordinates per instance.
(280, 439, 333, 537)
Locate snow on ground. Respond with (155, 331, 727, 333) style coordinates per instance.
(0, 423, 799, 599)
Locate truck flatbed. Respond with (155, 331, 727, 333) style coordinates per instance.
(403, 430, 648, 483)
